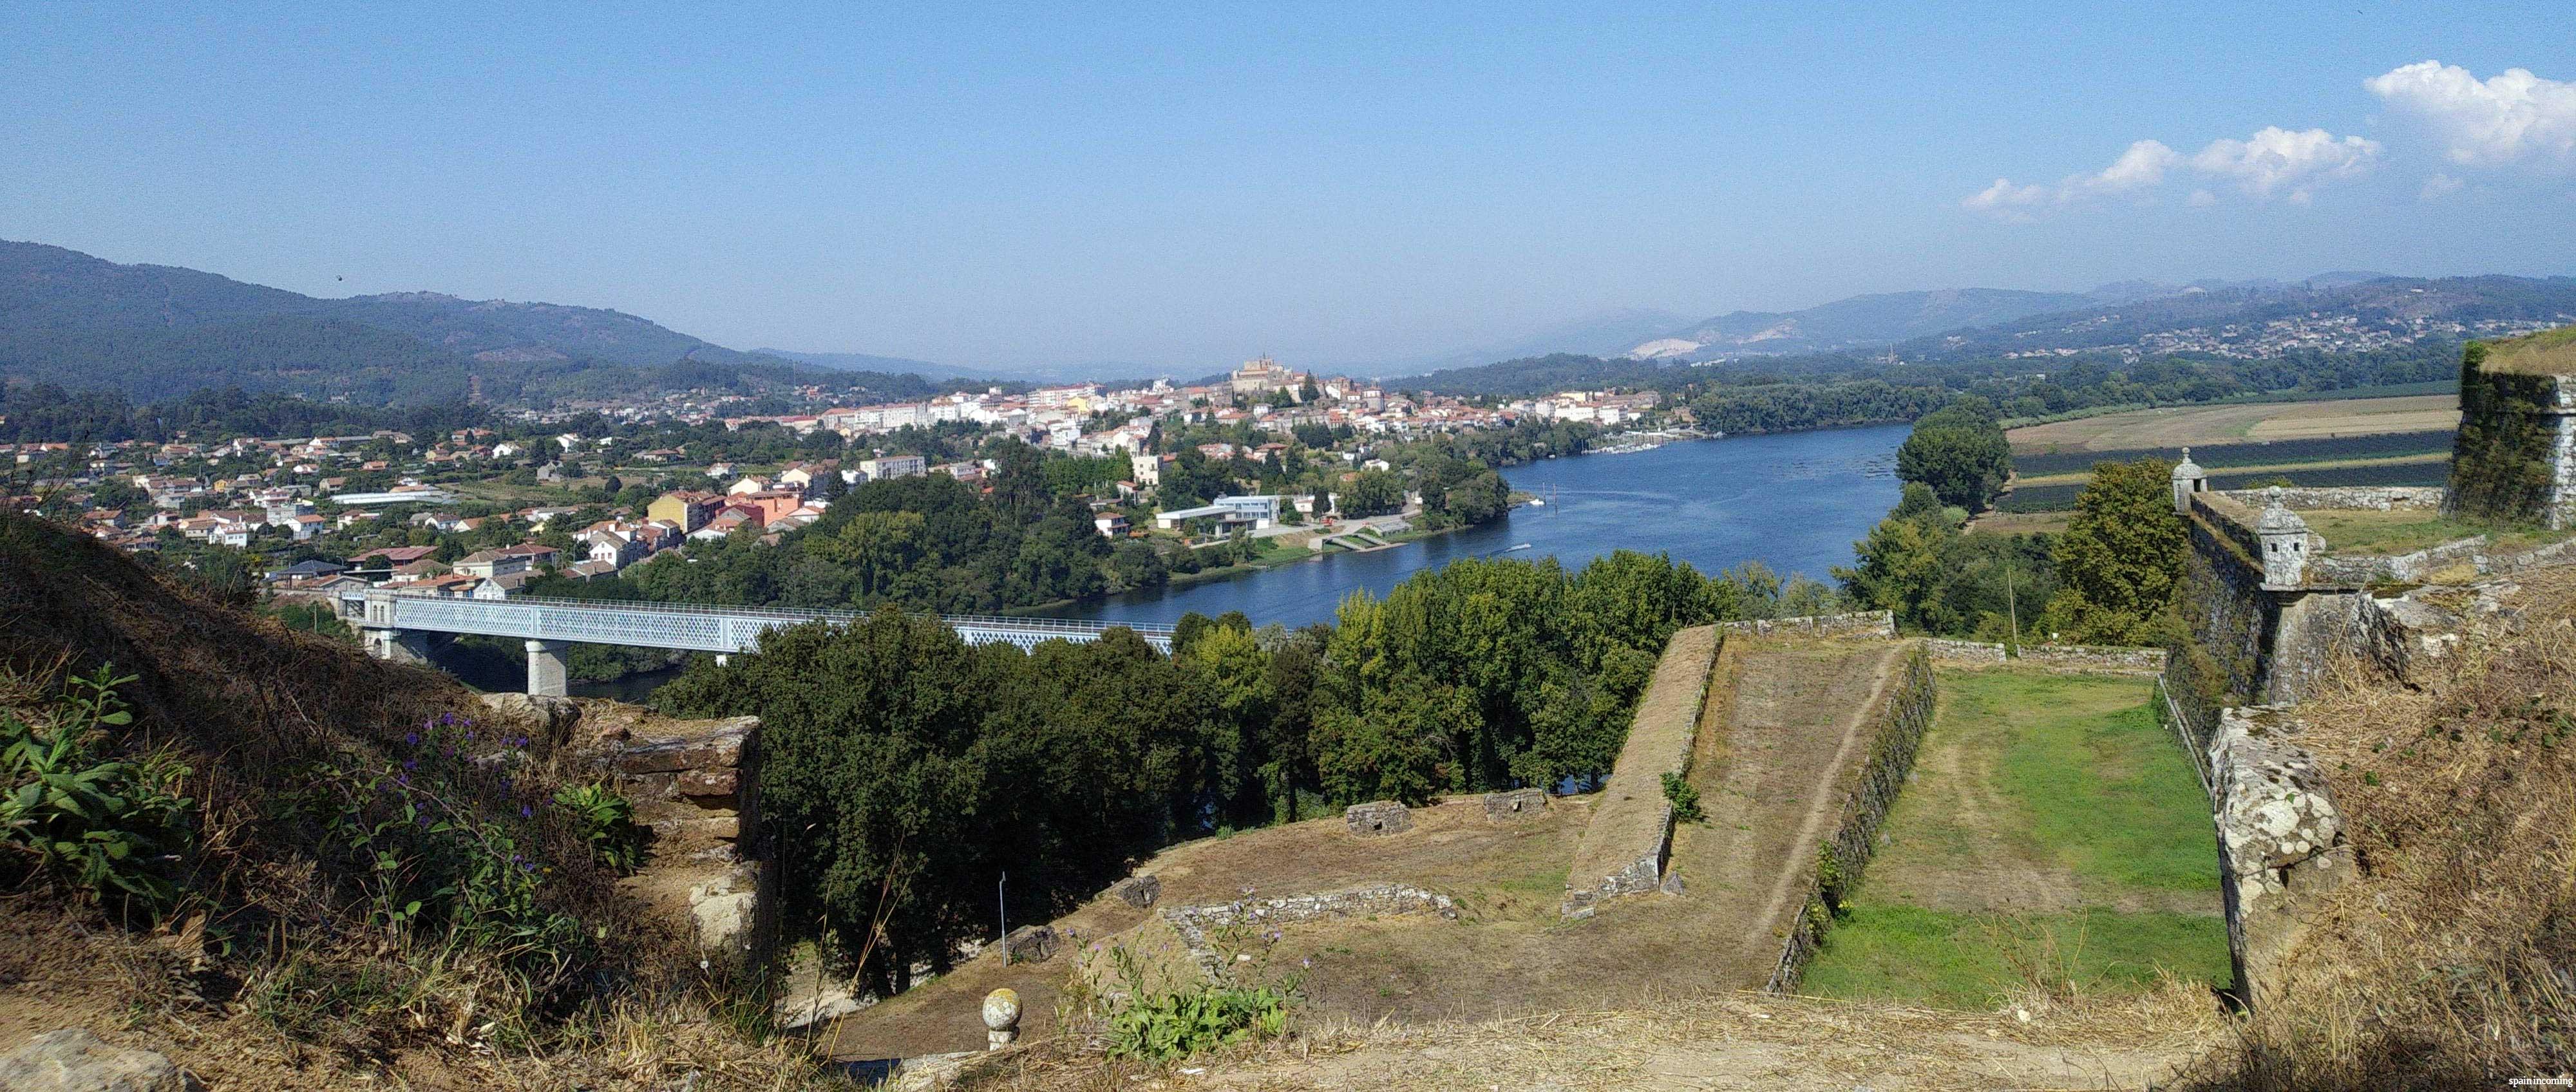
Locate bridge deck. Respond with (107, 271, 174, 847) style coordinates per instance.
(350, 592, 1174, 654)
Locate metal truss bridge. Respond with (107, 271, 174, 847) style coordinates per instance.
(349, 589, 1177, 694)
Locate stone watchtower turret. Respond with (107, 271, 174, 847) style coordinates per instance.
(2171, 447, 2207, 515)
(2255, 486, 2313, 588)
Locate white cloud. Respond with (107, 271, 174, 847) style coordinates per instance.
(1961, 177, 2052, 220)
(1960, 140, 2177, 218)
(2188, 189, 2217, 207)
(2367, 61, 2576, 168)
(2078, 140, 2181, 195)
(2187, 127, 2381, 200)
(2420, 173, 2467, 200)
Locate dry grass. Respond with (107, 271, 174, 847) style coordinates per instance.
(0, 512, 842, 1088)
(2007, 395, 2459, 453)
(948, 982, 2222, 1091)
(2171, 567, 2576, 1089)
(2483, 326, 2576, 377)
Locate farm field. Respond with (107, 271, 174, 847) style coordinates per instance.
(1798, 668, 2228, 1008)
(2010, 451, 2449, 489)
(2008, 393, 2458, 454)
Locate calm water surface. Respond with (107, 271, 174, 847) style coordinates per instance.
(1034, 424, 1906, 630)
(457, 425, 1902, 701)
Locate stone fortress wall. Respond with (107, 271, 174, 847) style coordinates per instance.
(1763, 642, 1937, 992)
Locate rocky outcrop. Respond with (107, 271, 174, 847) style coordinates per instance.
(2209, 706, 2352, 1009)
(0, 1030, 196, 1092)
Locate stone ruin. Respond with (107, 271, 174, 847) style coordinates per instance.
(1109, 874, 1161, 908)
(1482, 787, 1548, 822)
(2208, 706, 2351, 1009)
(1003, 925, 1060, 964)
(1343, 799, 1412, 836)
(1160, 883, 1459, 979)
(582, 711, 768, 957)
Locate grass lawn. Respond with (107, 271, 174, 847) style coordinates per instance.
(1801, 668, 2228, 1006)
(1899, 670, 2216, 894)
(1994, 702, 2216, 895)
(2298, 509, 2576, 556)
(1797, 905, 2230, 1008)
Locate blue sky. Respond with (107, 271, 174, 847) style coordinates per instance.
(5, 3, 2573, 370)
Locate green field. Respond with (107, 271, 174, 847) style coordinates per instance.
(1798, 905, 2231, 1008)
(1800, 668, 2228, 1007)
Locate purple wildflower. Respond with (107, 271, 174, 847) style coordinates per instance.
(396, 772, 410, 786)
(519, 804, 533, 818)
(402, 758, 418, 771)
(441, 712, 455, 726)
(404, 731, 419, 747)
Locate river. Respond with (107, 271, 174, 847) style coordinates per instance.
(1032, 424, 1907, 630)
(452, 424, 1903, 701)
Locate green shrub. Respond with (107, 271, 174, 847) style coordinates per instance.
(1660, 770, 1705, 824)
(1097, 945, 1293, 1062)
(553, 782, 642, 873)
(0, 665, 194, 921)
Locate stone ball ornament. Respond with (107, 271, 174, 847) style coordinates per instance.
(983, 987, 1021, 1048)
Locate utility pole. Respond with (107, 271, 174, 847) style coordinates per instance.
(2004, 567, 2019, 656)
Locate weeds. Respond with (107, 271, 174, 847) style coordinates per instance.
(1660, 770, 1705, 824)
(1101, 954, 1289, 1061)
(290, 713, 595, 996)
(554, 780, 643, 873)
(1093, 944, 1294, 1063)
(0, 664, 194, 921)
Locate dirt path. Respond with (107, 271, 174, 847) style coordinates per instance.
(1670, 641, 1904, 985)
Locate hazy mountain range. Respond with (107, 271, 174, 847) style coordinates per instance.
(6, 238, 2570, 407)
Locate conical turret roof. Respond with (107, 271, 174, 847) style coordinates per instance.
(2254, 486, 2309, 534)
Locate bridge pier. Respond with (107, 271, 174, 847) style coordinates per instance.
(526, 639, 570, 697)
(361, 627, 433, 665)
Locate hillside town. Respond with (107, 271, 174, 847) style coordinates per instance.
(1, 357, 1659, 605)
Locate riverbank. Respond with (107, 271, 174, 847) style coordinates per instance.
(1036, 424, 1909, 629)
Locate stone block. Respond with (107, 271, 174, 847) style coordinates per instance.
(1343, 800, 1412, 836)
(610, 717, 755, 774)
(690, 866, 761, 954)
(676, 767, 740, 799)
(1003, 925, 1059, 963)
(478, 692, 582, 740)
(1481, 787, 1548, 822)
(1109, 874, 1160, 909)
(0, 1029, 196, 1092)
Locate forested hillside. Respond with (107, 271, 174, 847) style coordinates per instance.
(0, 240, 944, 405)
